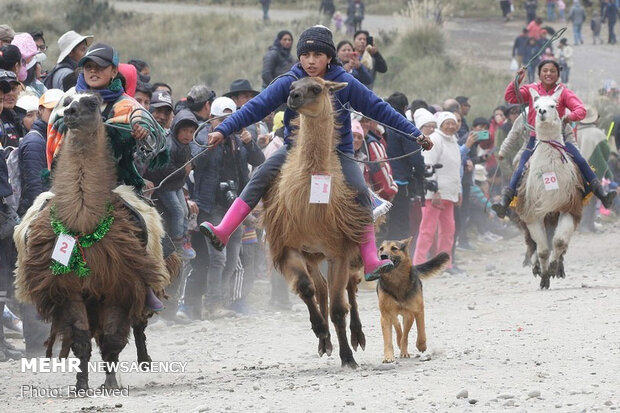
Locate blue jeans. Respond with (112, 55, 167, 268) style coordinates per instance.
(546, 3, 556, 21)
(509, 136, 597, 192)
(573, 23, 583, 44)
(157, 188, 188, 239)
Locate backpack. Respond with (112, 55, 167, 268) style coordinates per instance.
(43, 61, 73, 89)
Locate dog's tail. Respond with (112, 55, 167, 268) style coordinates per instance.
(415, 252, 450, 280)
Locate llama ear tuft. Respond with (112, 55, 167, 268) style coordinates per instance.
(529, 88, 540, 102)
(327, 81, 348, 93)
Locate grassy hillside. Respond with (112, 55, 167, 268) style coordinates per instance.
(5, 0, 510, 117)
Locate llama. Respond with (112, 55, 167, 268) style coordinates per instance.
(261, 77, 370, 368)
(14, 93, 179, 389)
(515, 88, 583, 289)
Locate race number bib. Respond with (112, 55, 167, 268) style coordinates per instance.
(310, 175, 332, 204)
(52, 233, 76, 266)
(542, 172, 559, 190)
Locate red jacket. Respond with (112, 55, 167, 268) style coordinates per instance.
(363, 138, 398, 201)
(504, 81, 586, 129)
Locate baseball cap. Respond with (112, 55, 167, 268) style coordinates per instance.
(39, 88, 64, 109)
(16, 94, 39, 113)
(0, 69, 18, 93)
(210, 97, 237, 117)
(150, 90, 173, 110)
(78, 43, 119, 68)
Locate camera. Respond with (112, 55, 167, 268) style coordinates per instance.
(219, 180, 238, 207)
(408, 163, 442, 206)
(367, 35, 374, 46)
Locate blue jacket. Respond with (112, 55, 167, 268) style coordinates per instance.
(18, 119, 49, 214)
(190, 126, 265, 214)
(214, 63, 422, 154)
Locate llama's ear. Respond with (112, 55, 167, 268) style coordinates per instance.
(552, 87, 563, 102)
(529, 88, 540, 102)
(327, 81, 348, 93)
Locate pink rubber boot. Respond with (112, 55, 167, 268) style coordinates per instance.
(360, 225, 394, 281)
(199, 198, 252, 251)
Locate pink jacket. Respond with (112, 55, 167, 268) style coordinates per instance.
(504, 81, 586, 129)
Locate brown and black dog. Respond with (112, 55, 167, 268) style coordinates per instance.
(377, 238, 449, 363)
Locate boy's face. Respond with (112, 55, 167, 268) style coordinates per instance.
(177, 125, 196, 145)
(4, 83, 19, 109)
(83, 61, 118, 89)
(135, 91, 151, 110)
(22, 110, 37, 131)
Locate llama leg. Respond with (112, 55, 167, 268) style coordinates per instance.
(61, 298, 91, 390)
(549, 213, 576, 279)
(527, 220, 550, 289)
(280, 248, 329, 341)
(346, 273, 365, 351)
(327, 258, 356, 369)
(305, 259, 332, 357)
(100, 306, 130, 389)
(133, 320, 152, 368)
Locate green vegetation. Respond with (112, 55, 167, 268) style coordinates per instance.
(8, 0, 510, 117)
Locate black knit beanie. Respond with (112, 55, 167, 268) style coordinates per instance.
(296, 25, 336, 59)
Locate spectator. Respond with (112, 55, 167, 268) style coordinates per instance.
(499, 0, 513, 21)
(152, 82, 172, 95)
(128, 58, 150, 83)
(528, 17, 545, 39)
(525, 0, 539, 23)
(336, 40, 372, 87)
(592, 10, 603, 44)
(558, 0, 567, 21)
(44, 30, 92, 90)
(150, 90, 174, 130)
(352, 30, 388, 90)
(568, 0, 587, 45)
(261, 31, 295, 89)
(523, 37, 540, 82)
(513, 28, 530, 67)
(0, 25, 14, 47)
(260, 0, 271, 21)
(18, 89, 63, 215)
(118, 63, 138, 97)
(15, 94, 39, 133)
(547, 0, 558, 21)
(134, 81, 152, 110)
(0, 60, 24, 147)
(455, 96, 471, 140)
(602, 0, 620, 44)
(413, 112, 462, 272)
(12, 33, 46, 97)
(347, 0, 365, 33)
(555, 38, 573, 84)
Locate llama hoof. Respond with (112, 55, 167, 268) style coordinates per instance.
(75, 379, 89, 392)
(199, 222, 225, 251)
(383, 355, 395, 363)
(341, 358, 358, 369)
(532, 261, 541, 277)
(539, 276, 550, 289)
(103, 375, 119, 389)
(350, 329, 366, 351)
(138, 358, 152, 371)
(556, 261, 566, 279)
(548, 261, 559, 278)
(400, 351, 411, 358)
(318, 335, 333, 357)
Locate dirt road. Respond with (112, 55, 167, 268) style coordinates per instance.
(4, 221, 620, 412)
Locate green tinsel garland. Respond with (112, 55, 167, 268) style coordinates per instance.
(49, 203, 115, 277)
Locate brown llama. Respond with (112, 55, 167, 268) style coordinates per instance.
(13, 93, 179, 389)
(261, 77, 370, 368)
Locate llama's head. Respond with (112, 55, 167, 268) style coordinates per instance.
(287, 77, 347, 117)
(63, 93, 103, 131)
(530, 87, 562, 127)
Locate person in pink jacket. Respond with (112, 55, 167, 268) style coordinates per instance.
(492, 59, 616, 218)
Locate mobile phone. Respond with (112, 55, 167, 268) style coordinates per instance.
(367, 36, 374, 46)
(476, 130, 490, 141)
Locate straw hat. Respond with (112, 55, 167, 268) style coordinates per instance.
(581, 105, 599, 124)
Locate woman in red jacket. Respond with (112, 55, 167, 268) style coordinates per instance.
(492, 60, 616, 217)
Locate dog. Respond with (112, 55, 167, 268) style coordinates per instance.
(377, 238, 449, 363)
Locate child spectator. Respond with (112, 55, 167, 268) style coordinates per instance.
(591, 11, 603, 44)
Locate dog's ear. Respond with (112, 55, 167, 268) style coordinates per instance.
(398, 237, 413, 253)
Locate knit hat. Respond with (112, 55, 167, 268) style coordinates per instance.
(351, 119, 364, 137)
(297, 25, 336, 59)
(413, 108, 436, 128)
(436, 111, 458, 127)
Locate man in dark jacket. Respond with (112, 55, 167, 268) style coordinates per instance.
(385, 93, 425, 241)
(352, 30, 387, 90)
(190, 97, 264, 319)
(602, 0, 620, 44)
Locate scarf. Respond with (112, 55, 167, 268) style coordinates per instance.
(76, 72, 124, 103)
